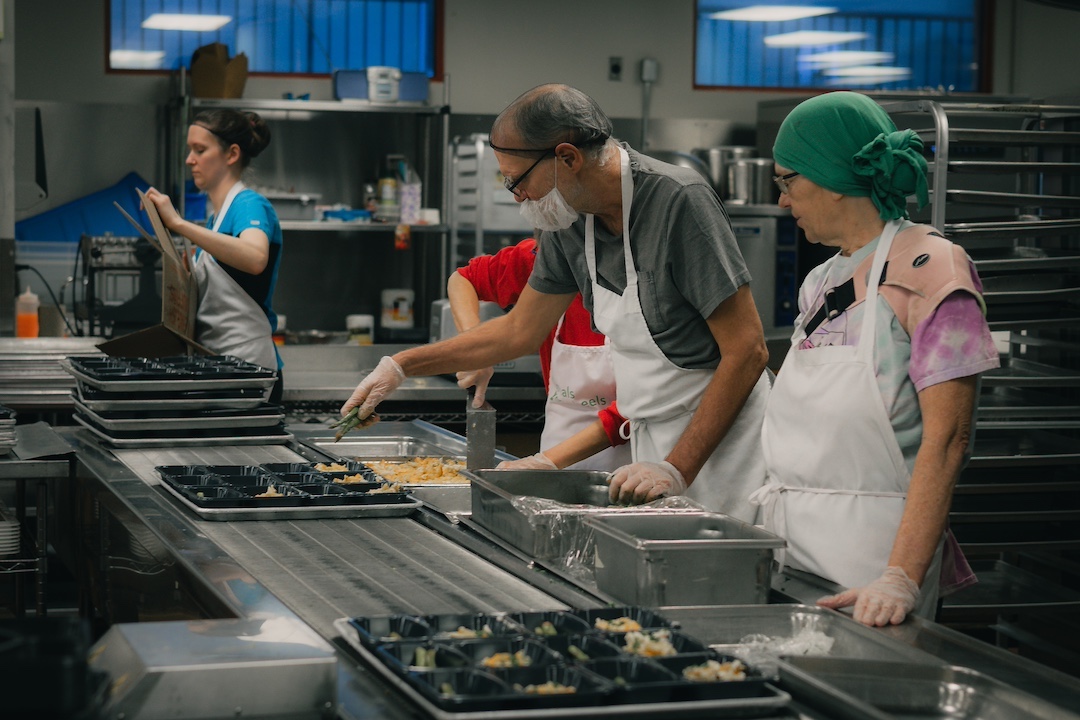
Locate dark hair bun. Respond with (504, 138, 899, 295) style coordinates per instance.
(245, 112, 272, 159)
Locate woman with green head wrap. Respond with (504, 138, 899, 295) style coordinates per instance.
(749, 92, 999, 627)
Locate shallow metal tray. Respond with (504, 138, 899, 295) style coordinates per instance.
(661, 605, 939, 665)
(73, 385, 267, 411)
(966, 428, 1080, 467)
(60, 358, 276, 392)
(312, 437, 475, 488)
(73, 414, 293, 448)
(779, 657, 1080, 720)
(72, 398, 284, 431)
(158, 479, 421, 521)
(981, 358, 1080, 388)
(333, 618, 792, 719)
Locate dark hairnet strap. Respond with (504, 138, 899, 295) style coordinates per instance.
(804, 261, 889, 336)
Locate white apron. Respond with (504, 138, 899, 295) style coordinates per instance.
(754, 219, 941, 617)
(195, 181, 277, 371)
(585, 147, 769, 522)
(540, 316, 632, 471)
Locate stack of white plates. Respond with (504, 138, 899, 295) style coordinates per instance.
(0, 404, 14, 455)
(0, 501, 20, 557)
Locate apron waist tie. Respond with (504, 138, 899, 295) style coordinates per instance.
(749, 481, 788, 572)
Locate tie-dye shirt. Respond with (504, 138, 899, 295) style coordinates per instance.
(795, 222, 1000, 472)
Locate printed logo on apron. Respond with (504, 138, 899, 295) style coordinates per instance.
(540, 315, 631, 471)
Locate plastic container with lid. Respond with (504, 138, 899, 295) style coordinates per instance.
(346, 314, 374, 345)
(16, 287, 40, 338)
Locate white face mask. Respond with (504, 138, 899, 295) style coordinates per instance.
(518, 161, 579, 231)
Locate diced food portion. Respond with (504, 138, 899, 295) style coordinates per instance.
(681, 659, 747, 682)
(622, 629, 676, 658)
(515, 681, 576, 695)
(594, 616, 642, 633)
(480, 649, 531, 668)
(534, 621, 558, 636)
(366, 457, 469, 485)
(254, 484, 284, 498)
(441, 625, 494, 639)
(332, 473, 368, 484)
(370, 482, 404, 494)
(315, 462, 349, 472)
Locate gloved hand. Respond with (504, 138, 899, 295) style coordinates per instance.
(609, 461, 687, 504)
(497, 452, 558, 471)
(340, 356, 406, 419)
(456, 367, 495, 408)
(817, 566, 920, 627)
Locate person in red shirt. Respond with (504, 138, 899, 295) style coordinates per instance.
(449, 238, 630, 470)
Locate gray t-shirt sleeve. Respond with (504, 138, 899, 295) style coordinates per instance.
(665, 183, 750, 318)
(528, 229, 581, 295)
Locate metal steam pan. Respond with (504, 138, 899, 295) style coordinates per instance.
(586, 513, 784, 607)
(470, 470, 704, 561)
(779, 657, 1080, 720)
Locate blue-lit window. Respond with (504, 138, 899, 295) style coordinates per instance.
(695, 1, 983, 91)
(108, 0, 438, 76)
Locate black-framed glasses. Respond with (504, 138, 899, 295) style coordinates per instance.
(773, 171, 801, 195)
(503, 149, 556, 197)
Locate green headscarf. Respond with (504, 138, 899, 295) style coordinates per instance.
(772, 91, 929, 220)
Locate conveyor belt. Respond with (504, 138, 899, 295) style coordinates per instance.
(110, 444, 564, 639)
(199, 518, 563, 638)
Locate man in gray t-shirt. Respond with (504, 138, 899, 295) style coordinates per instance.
(343, 84, 770, 521)
(529, 144, 750, 370)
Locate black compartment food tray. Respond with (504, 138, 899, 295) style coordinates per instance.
(156, 463, 420, 520)
(73, 399, 284, 430)
(61, 356, 276, 392)
(73, 413, 293, 448)
(334, 616, 789, 719)
(74, 384, 268, 411)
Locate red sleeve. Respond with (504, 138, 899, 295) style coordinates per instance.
(558, 294, 606, 346)
(598, 401, 629, 447)
(455, 238, 537, 310)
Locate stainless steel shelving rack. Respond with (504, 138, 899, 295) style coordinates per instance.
(168, 87, 452, 332)
(883, 99, 1080, 675)
(0, 424, 75, 616)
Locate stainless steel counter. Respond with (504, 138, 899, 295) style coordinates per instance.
(67, 424, 1080, 719)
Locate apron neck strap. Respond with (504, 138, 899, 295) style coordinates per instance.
(584, 147, 635, 284)
(857, 218, 902, 361)
(210, 180, 246, 233)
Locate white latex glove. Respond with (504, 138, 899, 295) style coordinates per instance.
(340, 356, 406, 419)
(608, 461, 687, 505)
(456, 367, 495, 408)
(496, 452, 558, 471)
(817, 566, 920, 627)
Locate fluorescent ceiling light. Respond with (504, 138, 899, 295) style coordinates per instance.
(142, 13, 231, 32)
(824, 65, 912, 78)
(764, 30, 867, 47)
(798, 50, 894, 68)
(709, 5, 837, 22)
(110, 49, 166, 69)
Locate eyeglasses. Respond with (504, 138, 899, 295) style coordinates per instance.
(503, 149, 556, 197)
(773, 171, 801, 195)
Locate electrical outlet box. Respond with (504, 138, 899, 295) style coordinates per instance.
(609, 56, 623, 81)
(640, 57, 659, 83)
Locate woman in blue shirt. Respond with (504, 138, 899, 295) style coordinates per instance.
(144, 109, 285, 403)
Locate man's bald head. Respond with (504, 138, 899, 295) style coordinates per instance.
(491, 84, 613, 158)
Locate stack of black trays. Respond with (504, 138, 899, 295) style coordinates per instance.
(0, 617, 109, 719)
(342, 606, 787, 716)
(0, 405, 15, 455)
(62, 355, 290, 448)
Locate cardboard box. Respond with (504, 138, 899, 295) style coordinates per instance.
(190, 43, 248, 99)
(98, 190, 212, 358)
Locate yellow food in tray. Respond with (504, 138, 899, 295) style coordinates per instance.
(480, 649, 531, 668)
(682, 658, 747, 682)
(364, 457, 469, 485)
(515, 681, 576, 695)
(594, 616, 642, 633)
(621, 629, 676, 658)
(315, 462, 349, 472)
(332, 473, 368, 484)
(254, 484, 284, 498)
